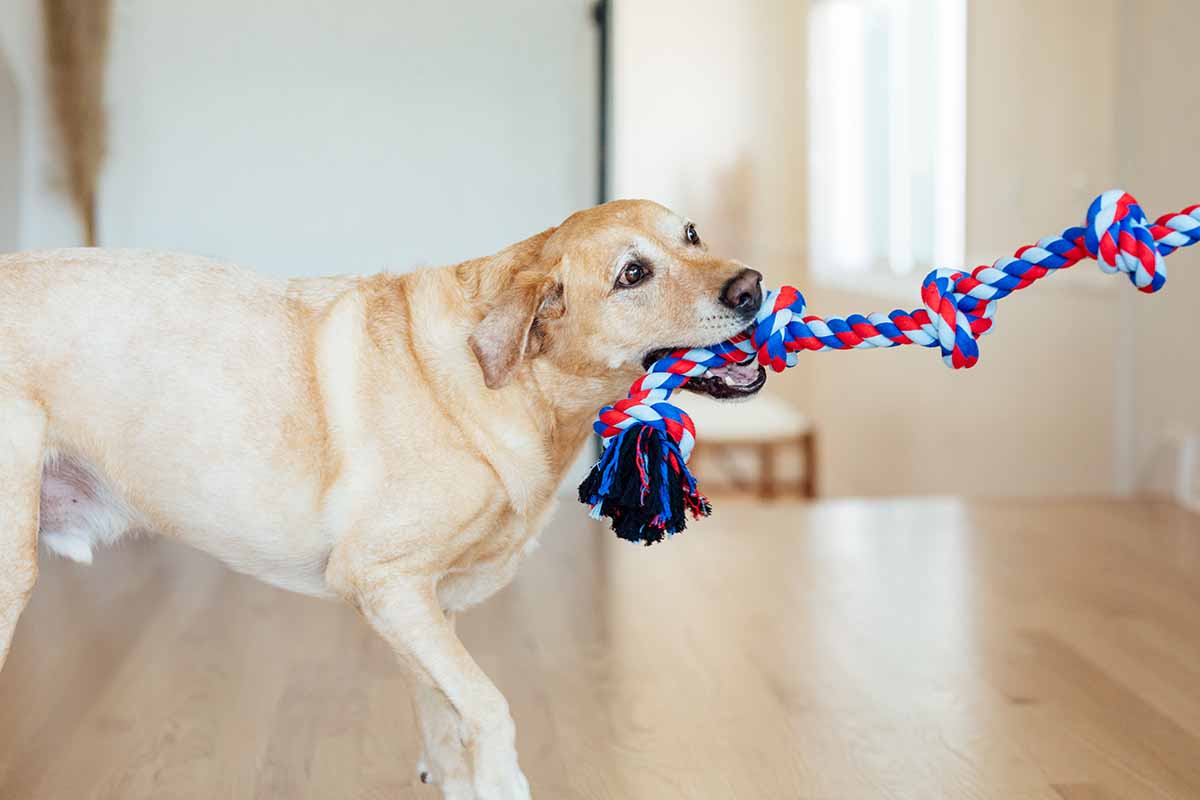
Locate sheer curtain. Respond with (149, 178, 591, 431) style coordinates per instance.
(808, 0, 965, 283)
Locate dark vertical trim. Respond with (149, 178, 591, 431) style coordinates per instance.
(592, 0, 610, 205)
(589, 0, 612, 465)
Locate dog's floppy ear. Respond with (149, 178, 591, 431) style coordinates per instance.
(469, 277, 563, 389)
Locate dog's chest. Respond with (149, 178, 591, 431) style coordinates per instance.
(435, 503, 551, 613)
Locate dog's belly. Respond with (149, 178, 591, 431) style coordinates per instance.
(3, 252, 346, 597)
(38, 450, 336, 597)
(38, 452, 142, 565)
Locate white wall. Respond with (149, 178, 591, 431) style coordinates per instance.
(0, 0, 81, 249)
(0, 0, 599, 275)
(0, 39, 18, 251)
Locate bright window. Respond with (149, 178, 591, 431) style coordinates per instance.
(808, 0, 966, 283)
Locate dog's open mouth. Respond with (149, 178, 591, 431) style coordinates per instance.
(641, 347, 767, 400)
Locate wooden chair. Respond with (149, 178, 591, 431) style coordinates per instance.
(676, 392, 817, 499)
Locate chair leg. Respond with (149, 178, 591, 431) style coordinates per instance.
(758, 442, 776, 499)
(800, 431, 817, 499)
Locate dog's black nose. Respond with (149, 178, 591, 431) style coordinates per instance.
(720, 268, 763, 313)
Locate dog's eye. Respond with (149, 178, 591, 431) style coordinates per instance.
(618, 260, 649, 287)
(685, 223, 700, 246)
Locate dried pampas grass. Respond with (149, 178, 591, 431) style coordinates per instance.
(43, 0, 111, 247)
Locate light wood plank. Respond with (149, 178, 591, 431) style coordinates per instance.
(0, 497, 1196, 799)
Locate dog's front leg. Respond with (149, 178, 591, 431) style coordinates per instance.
(411, 613, 473, 792)
(346, 571, 530, 800)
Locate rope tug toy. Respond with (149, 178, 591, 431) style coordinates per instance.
(579, 190, 1200, 544)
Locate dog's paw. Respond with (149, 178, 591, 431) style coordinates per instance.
(472, 750, 530, 800)
(473, 770, 530, 800)
(416, 755, 435, 785)
(418, 754, 480, 800)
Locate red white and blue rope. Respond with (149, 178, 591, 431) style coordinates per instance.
(592, 190, 1200, 464)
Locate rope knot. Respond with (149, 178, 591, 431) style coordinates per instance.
(1084, 190, 1166, 293)
(748, 286, 808, 372)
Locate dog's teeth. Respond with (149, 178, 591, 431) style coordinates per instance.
(722, 375, 734, 385)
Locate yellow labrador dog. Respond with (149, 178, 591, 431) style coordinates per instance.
(0, 200, 763, 798)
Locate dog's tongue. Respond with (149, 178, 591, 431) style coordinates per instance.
(706, 359, 761, 387)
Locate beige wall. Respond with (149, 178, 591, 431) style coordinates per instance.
(1117, 0, 1200, 493)
(615, 0, 1134, 497)
(612, 0, 808, 276)
(803, 0, 1122, 497)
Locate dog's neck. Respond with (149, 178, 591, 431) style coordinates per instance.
(449, 238, 643, 485)
(522, 358, 640, 479)
(359, 256, 638, 516)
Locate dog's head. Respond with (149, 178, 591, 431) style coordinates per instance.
(469, 199, 765, 400)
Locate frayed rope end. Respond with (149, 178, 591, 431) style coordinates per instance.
(577, 425, 711, 545)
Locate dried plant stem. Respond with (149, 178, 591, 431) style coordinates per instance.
(43, 0, 111, 247)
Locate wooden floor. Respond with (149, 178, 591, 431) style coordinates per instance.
(0, 497, 1198, 799)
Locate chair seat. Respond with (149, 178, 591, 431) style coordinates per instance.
(675, 391, 811, 441)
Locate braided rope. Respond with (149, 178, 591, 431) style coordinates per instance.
(592, 190, 1200, 462)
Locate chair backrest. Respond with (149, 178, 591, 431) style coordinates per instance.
(674, 392, 810, 442)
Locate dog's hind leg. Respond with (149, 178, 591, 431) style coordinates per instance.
(0, 394, 46, 672)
